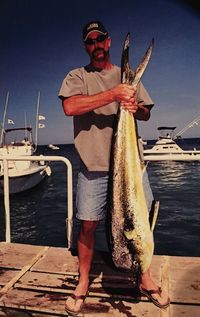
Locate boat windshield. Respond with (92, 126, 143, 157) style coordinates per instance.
(157, 127, 176, 139)
(2, 127, 33, 146)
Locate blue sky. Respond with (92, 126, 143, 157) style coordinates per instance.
(0, 0, 200, 144)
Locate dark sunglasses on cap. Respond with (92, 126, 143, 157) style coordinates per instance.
(84, 34, 108, 45)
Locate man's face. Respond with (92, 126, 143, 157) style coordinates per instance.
(84, 31, 111, 62)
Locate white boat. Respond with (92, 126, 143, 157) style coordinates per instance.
(0, 92, 51, 194)
(0, 127, 51, 194)
(143, 126, 200, 162)
(48, 143, 60, 150)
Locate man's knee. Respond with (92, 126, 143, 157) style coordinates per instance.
(80, 220, 99, 236)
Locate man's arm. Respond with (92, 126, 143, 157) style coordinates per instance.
(62, 83, 138, 116)
(134, 102, 153, 121)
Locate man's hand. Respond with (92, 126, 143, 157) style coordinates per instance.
(112, 83, 136, 102)
(111, 83, 138, 113)
(121, 100, 139, 113)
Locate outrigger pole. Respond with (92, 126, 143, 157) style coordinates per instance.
(0, 92, 10, 147)
(175, 114, 200, 138)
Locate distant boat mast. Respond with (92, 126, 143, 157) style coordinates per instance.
(34, 91, 40, 152)
(0, 92, 10, 147)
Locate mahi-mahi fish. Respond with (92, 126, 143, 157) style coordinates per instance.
(109, 33, 156, 274)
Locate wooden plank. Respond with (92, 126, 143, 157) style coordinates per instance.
(170, 304, 200, 317)
(15, 255, 162, 301)
(32, 247, 79, 274)
(0, 269, 20, 286)
(0, 247, 49, 297)
(160, 256, 170, 317)
(0, 309, 31, 317)
(168, 255, 199, 266)
(0, 243, 46, 269)
(32, 246, 136, 280)
(169, 256, 200, 304)
(32, 246, 162, 282)
(0, 242, 162, 281)
(3, 288, 199, 317)
(0, 288, 161, 317)
(13, 270, 140, 302)
(83, 297, 161, 317)
(17, 271, 135, 291)
(0, 288, 67, 315)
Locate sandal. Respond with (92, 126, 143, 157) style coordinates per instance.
(139, 286, 170, 309)
(65, 291, 89, 316)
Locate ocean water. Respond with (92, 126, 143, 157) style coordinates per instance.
(0, 139, 200, 257)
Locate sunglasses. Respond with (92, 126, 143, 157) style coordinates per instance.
(84, 34, 108, 45)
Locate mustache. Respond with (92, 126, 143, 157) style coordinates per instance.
(93, 48, 105, 54)
(92, 48, 106, 57)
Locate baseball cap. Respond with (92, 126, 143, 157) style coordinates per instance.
(82, 21, 108, 41)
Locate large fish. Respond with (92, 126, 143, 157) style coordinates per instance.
(109, 33, 156, 274)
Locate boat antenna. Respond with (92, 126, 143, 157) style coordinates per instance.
(24, 111, 28, 141)
(0, 92, 9, 147)
(34, 91, 40, 152)
(175, 114, 200, 138)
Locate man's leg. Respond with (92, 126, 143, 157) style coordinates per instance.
(65, 220, 99, 313)
(65, 166, 108, 313)
(76, 220, 99, 293)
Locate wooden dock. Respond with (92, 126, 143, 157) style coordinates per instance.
(0, 242, 199, 316)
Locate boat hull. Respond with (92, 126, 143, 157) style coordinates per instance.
(144, 151, 200, 161)
(0, 165, 51, 194)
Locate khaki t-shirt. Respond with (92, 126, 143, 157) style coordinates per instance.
(59, 65, 153, 171)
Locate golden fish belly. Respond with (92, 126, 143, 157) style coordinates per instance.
(110, 109, 154, 273)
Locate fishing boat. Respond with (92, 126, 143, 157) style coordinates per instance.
(0, 92, 51, 194)
(0, 127, 51, 194)
(143, 126, 200, 162)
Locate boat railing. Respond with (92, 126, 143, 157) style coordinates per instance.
(0, 155, 73, 248)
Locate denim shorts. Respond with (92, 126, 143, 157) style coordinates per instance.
(76, 164, 154, 221)
(76, 164, 109, 221)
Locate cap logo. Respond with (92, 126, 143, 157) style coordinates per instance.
(83, 21, 107, 41)
(87, 23, 99, 31)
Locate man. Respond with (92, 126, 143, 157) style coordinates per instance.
(59, 21, 170, 315)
